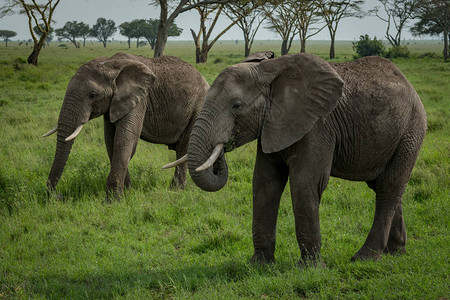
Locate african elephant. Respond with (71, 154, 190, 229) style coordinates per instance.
(44, 52, 209, 200)
(166, 52, 427, 265)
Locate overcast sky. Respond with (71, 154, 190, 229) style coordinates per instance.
(0, 0, 429, 42)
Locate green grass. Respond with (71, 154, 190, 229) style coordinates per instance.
(0, 40, 449, 299)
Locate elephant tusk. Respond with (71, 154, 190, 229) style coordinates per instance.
(161, 154, 188, 169)
(196, 143, 224, 172)
(42, 126, 58, 138)
(65, 124, 84, 142)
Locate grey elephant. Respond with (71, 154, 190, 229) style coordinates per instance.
(43, 52, 209, 200)
(166, 52, 427, 265)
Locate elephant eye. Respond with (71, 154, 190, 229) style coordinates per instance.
(89, 91, 97, 100)
(232, 99, 243, 110)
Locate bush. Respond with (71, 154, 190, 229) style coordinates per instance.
(352, 34, 385, 57)
(385, 45, 411, 59)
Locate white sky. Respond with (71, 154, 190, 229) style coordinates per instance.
(0, 0, 432, 42)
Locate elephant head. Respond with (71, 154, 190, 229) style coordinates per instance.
(44, 53, 155, 191)
(182, 53, 344, 192)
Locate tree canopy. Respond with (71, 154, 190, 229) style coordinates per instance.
(55, 21, 89, 48)
(0, 29, 17, 46)
(90, 17, 117, 48)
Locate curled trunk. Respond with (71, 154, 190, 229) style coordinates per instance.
(187, 118, 229, 192)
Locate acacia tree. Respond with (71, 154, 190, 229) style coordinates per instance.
(90, 17, 117, 48)
(412, 0, 449, 61)
(292, 0, 326, 53)
(371, 0, 418, 47)
(319, 0, 364, 59)
(264, 0, 299, 55)
(0, 29, 17, 46)
(151, 0, 232, 57)
(190, 1, 242, 63)
(141, 18, 182, 50)
(225, 0, 267, 57)
(0, 0, 61, 65)
(55, 21, 89, 48)
(119, 21, 133, 48)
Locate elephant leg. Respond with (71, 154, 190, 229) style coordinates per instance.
(352, 133, 421, 261)
(104, 115, 131, 189)
(105, 106, 145, 201)
(384, 200, 407, 255)
(289, 165, 330, 268)
(170, 131, 190, 189)
(251, 144, 288, 264)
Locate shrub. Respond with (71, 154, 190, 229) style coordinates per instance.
(352, 34, 385, 57)
(385, 45, 411, 59)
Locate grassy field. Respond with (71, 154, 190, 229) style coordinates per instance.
(0, 40, 449, 299)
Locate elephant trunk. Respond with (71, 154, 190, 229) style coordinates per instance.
(47, 98, 90, 190)
(187, 117, 229, 192)
(47, 128, 75, 190)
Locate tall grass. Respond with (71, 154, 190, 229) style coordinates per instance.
(0, 41, 448, 299)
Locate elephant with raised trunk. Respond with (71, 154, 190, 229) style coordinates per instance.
(44, 52, 209, 200)
(166, 52, 427, 265)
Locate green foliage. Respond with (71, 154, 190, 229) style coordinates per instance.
(352, 34, 385, 57)
(385, 45, 411, 59)
(0, 41, 448, 299)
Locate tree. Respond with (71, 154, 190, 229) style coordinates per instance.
(190, 1, 242, 63)
(90, 17, 116, 48)
(225, 0, 267, 57)
(371, 0, 418, 47)
(55, 21, 89, 48)
(119, 22, 133, 48)
(292, 0, 326, 53)
(412, 0, 449, 61)
(319, 0, 364, 59)
(264, 0, 299, 55)
(78, 22, 90, 47)
(0, 29, 17, 46)
(352, 34, 385, 57)
(151, 0, 232, 57)
(0, 0, 61, 65)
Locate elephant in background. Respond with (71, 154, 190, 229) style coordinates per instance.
(167, 52, 427, 265)
(43, 52, 209, 200)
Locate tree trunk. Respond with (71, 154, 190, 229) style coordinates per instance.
(197, 48, 209, 63)
(154, 22, 169, 57)
(443, 29, 449, 62)
(27, 38, 45, 65)
(300, 38, 306, 53)
(329, 36, 335, 59)
(281, 39, 288, 56)
(102, 40, 107, 48)
(127, 37, 130, 49)
(244, 38, 251, 57)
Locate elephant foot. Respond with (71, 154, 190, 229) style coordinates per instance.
(383, 246, 406, 256)
(250, 250, 275, 265)
(351, 247, 383, 262)
(105, 189, 122, 203)
(170, 178, 186, 190)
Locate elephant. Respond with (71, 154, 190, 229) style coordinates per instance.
(165, 52, 427, 265)
(43, 52, 209, 200)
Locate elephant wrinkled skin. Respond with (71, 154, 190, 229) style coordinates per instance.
(183, 52, 427, 265)
(45, 52, 209, 200)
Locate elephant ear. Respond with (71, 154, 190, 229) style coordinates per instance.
(109, 61, 155, 123)
(259, 53, 344, 154)
(242, 51, 275, 63)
